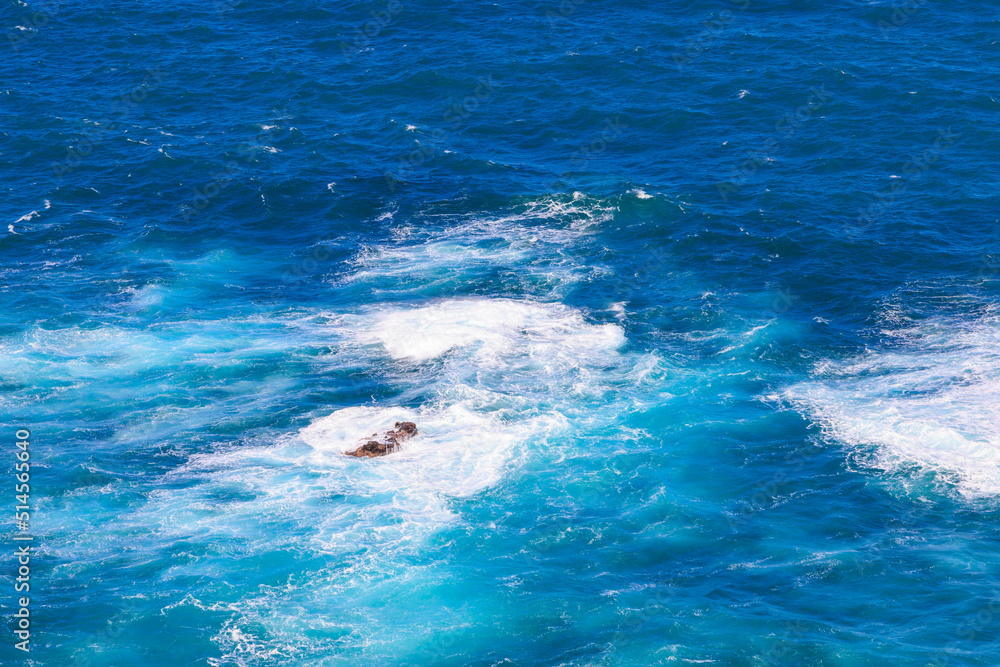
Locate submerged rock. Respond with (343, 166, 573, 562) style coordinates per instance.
(345, 421, 418, 458)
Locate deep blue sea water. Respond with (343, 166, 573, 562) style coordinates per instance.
(3, 0, 1000, 664)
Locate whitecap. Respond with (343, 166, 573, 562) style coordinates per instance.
(786, 315, 1000, 498)
(13, 210, 39, 224)
(341, 195, 615, 296)
(366, 298, 624, 363)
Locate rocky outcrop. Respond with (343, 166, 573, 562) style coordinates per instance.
(345, 422, 418, 458)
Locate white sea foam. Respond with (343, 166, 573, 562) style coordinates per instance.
(342, 196, 615, 295)
(368, 298, 624, 363)
(293, 299, 632, 498)
(286, 298, 636, 528)
(121, 284, 166, 309)
(71, 294, 638, 552)
(27, 195, 663, 661)
(786, 315, 1000, 498)
(13, 210, 39, 224)
(107, 297, 633, 617)
(300, 402, 562, 499)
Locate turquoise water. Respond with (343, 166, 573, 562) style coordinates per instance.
(3, 0, 1000, 664)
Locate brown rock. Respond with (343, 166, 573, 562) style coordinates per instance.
(345, 422, 419, 458)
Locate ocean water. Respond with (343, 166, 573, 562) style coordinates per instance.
(3, 0, 1000, 664)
